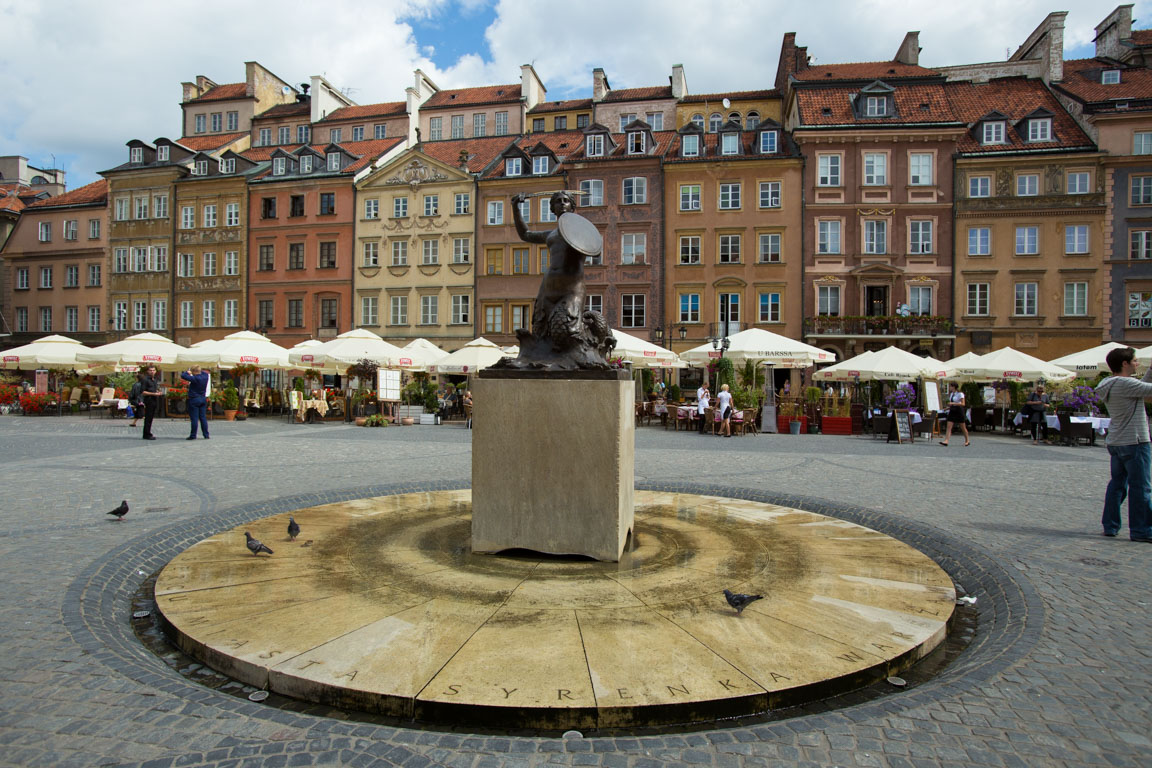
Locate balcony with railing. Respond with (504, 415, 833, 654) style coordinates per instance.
(803, 315, 953, 338)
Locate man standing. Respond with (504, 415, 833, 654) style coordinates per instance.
(696, 383, 710, 434)
(1096, 346, 1152, 541)
(181, 365, 210, 440)
(140, 365, 163, 440)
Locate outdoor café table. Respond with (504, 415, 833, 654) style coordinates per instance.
(886, 410, 923, 424)
(1013, 412, 1060, 430)
(296, 398, 329, 423)
(1011, 412, 1111, 435)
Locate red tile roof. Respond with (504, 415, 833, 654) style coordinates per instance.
(249, 137, 406, 180)
(602, 85, 674, 103)
(528, 99, 594, 114)
(947, 78, 1094, 153)
(253, 102, 311, 120)
(680, 89, 779, 104)
(0, 190, 29, 214)
(26, 179, 108, 209)
(1130, 30, 1152, 45)
(239, 145, 299, 162)
(423, 84, 521, 110)
(795, 83, 956, 126)
(480, 131, 586, 179)
(564, 129, 677, 163)
(663, 131, 797, 164)
(1054, 58, 1152, 107)
(0, 183, 53, 213)
(320, 101, 406, 122)
(793, 61, 939, 82)
(176, 132, 248, 151)
(419, 135, 520, 174)
(185, 82, 249, 103)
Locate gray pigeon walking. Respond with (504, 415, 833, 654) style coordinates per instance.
(245, 531, 273, 556)
(723, 588, 763, 615)
(287, 516, 300, 541)
(107, 500, 129, 522)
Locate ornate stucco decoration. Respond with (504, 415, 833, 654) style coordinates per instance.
(857, 208, 895, 216)
(383, 160, 449, 189)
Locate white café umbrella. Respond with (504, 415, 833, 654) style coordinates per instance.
(287, 329, 405, 372)
(428, 337, 512, 374)
(949, 346, 1073, 382)
(814, 346, 952, 381)
(178, 330, 289, 369)
(611, 329, 685, 369)
(811, 351, 877, 382)
(1, 335, 89, 370)
(76, 332, 186, 370)
(392, 338, 448, 371)
(680, 327, 835, 368)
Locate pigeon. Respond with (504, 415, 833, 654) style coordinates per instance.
(107, 500, 129, 522)
(724, 589, 764, 615)
(287, 517, 300, 541)
(244, 532, 273, 556)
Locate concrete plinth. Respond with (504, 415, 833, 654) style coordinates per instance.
(471, 377, 634, 561)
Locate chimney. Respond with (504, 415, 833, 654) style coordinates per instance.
(775, 33, 807, 93)
(1009, 11, 1066, 84)
(593, 68, 610, 102)
(520, 63, 545, 110)
(671, 64, 687, 99)
(1096, 5, 1134, 60)
(895, 31, 920, 65)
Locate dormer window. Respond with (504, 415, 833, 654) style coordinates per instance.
(982, 122, 1006, 145)
(720, 133, 738, 156)
(505, 157, 522, 176)
(157, 145, 169, 162)
(219, 158, 235, 174)
(682, 134, 700, 157)
(759, 130, 778, 153)
(1103, 69, 1121, 85)
(864, 96, 887, 117)
(300, 155, 313, 173)
(1028, 118, 1052, 142)
(327, 153, 340, 171)
(586, 134, 604, 157)
(745, 112, 760, 130)
(532, 156, 549, 175)
(627, 132, 646, 154)
(708, 113, 722, 133)
(193, 160, 208, 176)
(130, 147, 143, 164)
(273, 157, 286, 176)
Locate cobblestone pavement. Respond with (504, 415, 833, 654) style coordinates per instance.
(0, 414, 1149, 768)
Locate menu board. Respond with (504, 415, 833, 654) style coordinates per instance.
(923, 380, 940, 414)
(893, 409, 913, 444)
(378, 369, 401, 402)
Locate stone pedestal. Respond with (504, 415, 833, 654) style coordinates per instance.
(471, 376, 634, 561)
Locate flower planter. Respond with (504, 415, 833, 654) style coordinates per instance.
(821, 416, 853, 435)
(355, 417, 368, 427)
(778, 416, 808, 434)
(223, 409, 238, 422)
(400, 416, 415, 426)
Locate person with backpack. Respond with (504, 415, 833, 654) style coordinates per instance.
(128, 372, 144, 427)
(1095, 346, 1152, 541)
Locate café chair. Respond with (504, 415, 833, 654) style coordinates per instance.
(1058, 412, 1095, 446)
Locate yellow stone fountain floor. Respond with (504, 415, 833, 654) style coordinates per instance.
(155, 490, 955, 729)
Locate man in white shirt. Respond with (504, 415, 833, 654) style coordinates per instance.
(696, 384, 710, 434)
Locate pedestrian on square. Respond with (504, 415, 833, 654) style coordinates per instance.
(1095, 346, 1152, 541)
(463, 390, 473, 429)
(181, 364, 210, 440)
(1025, 384, 1051, 445)
(939, 382, 970, 447)
(696, 383, 710, 434)
(128, 372, 144, 427)
(716, 383, 734, 437)
(139, 365, 162, 440)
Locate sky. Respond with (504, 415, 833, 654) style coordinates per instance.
(0, 0, 1144, 188)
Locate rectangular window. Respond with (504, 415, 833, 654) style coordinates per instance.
(211, 113, 222, 132)
(968, 227, 991, 256)
(420, 295, 438, 325)
(586, 134, 604, 157)
(362, 198, 378, 219)
(1130, 292, 1152, 327)
(115, 198, 129, 220)
(350, 126, 364, 142)
(178, 253, 194, 277)
(486, 249, 502, 275)
(909, 286, 932, 316)
(494, 111, 508, 135)
(817, 220, 841, 254)
(1067, 172, 1090, 194)
(1015, 226, 1039, 255)
(679, 293, 700, 323)
(113, 301, 128, 331)
(679, 235, 700, 264)
(719, 182, 741, 210)
(982, 122, 1005, 144)
(193, 160, 207, 176)
(817, 154, 841, 186)
(1132, 231, 1152, 259)
(227, 111, 238, 131)
(585, 295, 602, 315)
(759, 293, 781, 323)
(15, 307, 27, 332)
(287, 299, 303, 328)
(361, 296, 378, 326)
(1016, 174, 1039, 197)
(484, 305, 503, 333)
(454, 193, 470, 215)
(154, 246, 168, 273)
(718, 234, 741, 263)
(222, 203, 238, 226)
(621, 294, 645, 328)
(330, 128, 342, 143)
(1028, 118, 1051, 142)
(620, 233, 646, 265)
(429, 117, 443, 141)
(288, 243, 305, 269)
(363, 241, 379, 266)
(511, 247, 529, 274)
(132, 197, 147, 220)
(863, 152, 887, 185)
(532, 155, 549, 175)
(758, 181, 781, 208)
(680, 184, 701, 211)
(319, 193, 335, 215)
(319, 242, 337, 268)
(451, 237, 470, 264)
(391, 240, 407, 266)
(422, 239, 439, 265)
(818, 285, 840, 316)
(758, 233, 781, 263)
(1135, 132, 1152, 155)
(390, 296, 408, 325)
(967, 283, 989, 316)
(1065, 225, 1089, 254)
(133, 301, 147, 330)
(40, 307, 52, 332)
(451, 295, 470, 325)
(156, 145, 169, 162)
(906, 153, 933, 185)
(114, 248, 129, 273)
(65, 306, 78, 333)
(153, 194, 168, 219)
(224, 250, 239, 275)
(221, 299, 237, 327)
(202, 252, 217, 276)
(487, 200, 504, 225)
(629, 131, 648, 154)
(87, 264, 101, 286)
(865, 95, 886, 116)
(326, 153, 340, 172)
(203, 205, 217, 227)
(273, 157, 286, 175)
(539, 247, 549, 273)
(88, 306, 100, 332)
(40, 267, 52, 288)
(278, 126, 290, 145)
(299, 155, 313, 174)
(759, 130, 777, 153)
(65, 265, 79, 287)
(195, 114, 206, 133)
(89, 219, 101, 239)
(1015, 282, 1038, 316)
(864, 220, 887, 254)
(258, 244, 274, 270)
(1134, 176, 1152, 205)
(393, 197, 408, 218)
(258, 300, 274, 329)
(579, 179, 604, 206)
(423, 195, 438, 216)
(909, 220, 933, 254)
(1064, 283, 1088, 316)
(472, 113, 486, 137)
(374, 124, 386, 139)
(320, 299, 338, 329)
(682, 134, 700, 157)
(539, 198, 556, 222)
(450, 115, 464, 139)
(132, 247, 148, 273)
(622, 177, 647, 204)
(15, 267, 28, 290)
(554, 116, 567, 130)
(153, 299, 167, 331)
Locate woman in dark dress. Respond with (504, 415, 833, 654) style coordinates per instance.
(940, 381, 970, 447)
(1025, 384, 1050, 445)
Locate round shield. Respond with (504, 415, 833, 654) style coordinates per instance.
(558, 213, 602, 257)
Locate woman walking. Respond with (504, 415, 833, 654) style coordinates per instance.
(940, 382, 970, 447)
(716, 383, 734, 437)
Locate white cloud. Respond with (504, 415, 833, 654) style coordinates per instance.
(0, 0, 1145, 187)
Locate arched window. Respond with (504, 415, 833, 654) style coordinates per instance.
(708, 113, 722, 133)
(745, 112, 760, 130)
(690, 113, 704, 129)
(31, 175, 48, 185)
(728, 112, 741, 126)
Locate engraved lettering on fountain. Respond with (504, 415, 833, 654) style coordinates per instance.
(769, 672, 791, 682)
(666, 684, 690, 696)
(718, 679, 739, 691)
(836, 651, 867, 663)
(258, 650, 282, 659)
(501, 687, 517, 699)
(335, 670, 358, 682)
(617, 688, 632, 699)
(557, 689, 574, 700)
(442, 684, 461, 696)
(298, 659, 323, 670)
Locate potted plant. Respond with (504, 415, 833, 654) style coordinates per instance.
(803, 386, 823, 432)
(821, 392, 854, 435)
(363, 414, 388, 427)
(221, 383, 240, 421)
(667, 384, 681, 403)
